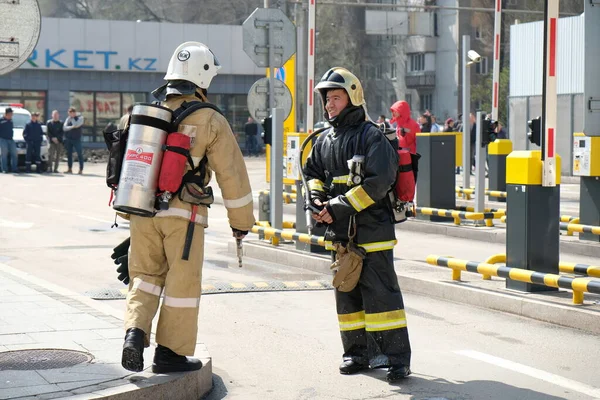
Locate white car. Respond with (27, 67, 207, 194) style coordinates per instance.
(0, 104, 49, 172)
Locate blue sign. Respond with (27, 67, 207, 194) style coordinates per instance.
(275, 67, 285, 82)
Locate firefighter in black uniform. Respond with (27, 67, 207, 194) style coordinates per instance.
(303, 67, 412, 382)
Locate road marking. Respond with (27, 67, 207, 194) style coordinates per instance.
(26, 203, 41, 208)
(456, 350, 600, 398)
(0, 219, 33, 229)
(1, 197, 16, 203)
(50, 208, 68, 214)
(77, 214, 114, 224)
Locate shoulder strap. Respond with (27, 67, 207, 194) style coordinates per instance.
(171, 100, 224, 131)
(356, 121, 375, 156)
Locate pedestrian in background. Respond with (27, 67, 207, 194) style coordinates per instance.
(46, 110, 64, 173)
(23, 112, 44, 173)
(63, 107, 85, 174)
(244, 116, 259, 157)
(118, 105, 133, 130)
(0, 107, 18, 173)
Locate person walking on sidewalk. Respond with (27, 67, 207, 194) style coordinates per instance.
(46, 110, 64, 173)
(63, 107, 84, 174)
(0, 107, 18, 173)
(303, 67, 412, 382)
(23, 112, 45, 173)
(244, 116, 259, 156)
(119, 41, 255, 374)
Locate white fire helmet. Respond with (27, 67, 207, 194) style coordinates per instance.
(164, 42, 221, 89)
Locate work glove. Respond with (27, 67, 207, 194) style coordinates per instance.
(111, 237, 130, 285)
(114, 255, 130, 285)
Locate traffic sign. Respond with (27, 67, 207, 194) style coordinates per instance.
(0, 0, 41, 75)
(242, 8, 296, 68)
(247, 77, 292, 122)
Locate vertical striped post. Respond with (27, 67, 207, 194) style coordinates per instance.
(491, 0, 502, 123)
(306, 0, 316, 133)
(541, 0, 559, 187)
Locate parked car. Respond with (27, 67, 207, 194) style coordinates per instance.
(0, 103, 48, 172)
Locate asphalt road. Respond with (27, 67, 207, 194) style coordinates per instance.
(1, 162, 599, 400)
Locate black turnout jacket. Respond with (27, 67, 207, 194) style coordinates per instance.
(303, 107, 399, 252)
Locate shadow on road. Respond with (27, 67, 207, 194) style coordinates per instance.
(202, 373, 229, 400)
(388, 374, 569, 400)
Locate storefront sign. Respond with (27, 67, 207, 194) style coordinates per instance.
(27, 49, 157, 71)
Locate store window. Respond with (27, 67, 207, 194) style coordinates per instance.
(0, 90, 47, 121)
(69, 91, 147, 143)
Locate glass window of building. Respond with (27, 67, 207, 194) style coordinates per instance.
(69, 91, 147, 143)
(0, 90, 47, 121)
(211, 94, 249, 141)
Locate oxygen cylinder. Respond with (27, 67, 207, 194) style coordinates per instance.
(157, 133, 191, 210)
(113, 104, 173, 217)
(395, 149, 416, 202)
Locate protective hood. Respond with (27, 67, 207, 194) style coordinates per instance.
(390, 101, 411, 125)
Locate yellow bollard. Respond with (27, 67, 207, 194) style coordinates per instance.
(572, 291, 584, 305)
(485, 219, 494, 227)
(452, 269, 462, 281)
(483, 254, 506, 280)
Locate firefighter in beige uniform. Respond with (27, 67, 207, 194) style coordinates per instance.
(121, 42, 255, 373)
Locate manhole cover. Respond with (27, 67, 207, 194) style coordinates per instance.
(84, 288, 126, 300)
(0, 349, 93, 370)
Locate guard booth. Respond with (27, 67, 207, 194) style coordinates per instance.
(416, 132, 457, 221)
(573, 133, 600, 242)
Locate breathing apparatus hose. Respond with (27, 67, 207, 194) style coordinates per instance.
(298, 127, 328, 234)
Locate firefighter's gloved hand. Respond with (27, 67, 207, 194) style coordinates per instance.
(111, 237, 130, 261)
(232, 228, 248, 240)
(114, 255, 130, 285)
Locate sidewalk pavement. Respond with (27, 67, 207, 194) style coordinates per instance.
(0, 264, 211, 400)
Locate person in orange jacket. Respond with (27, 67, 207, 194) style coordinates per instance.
(389, 101, 420, 154)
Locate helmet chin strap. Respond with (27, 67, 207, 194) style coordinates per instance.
(195, 89, 208, 102)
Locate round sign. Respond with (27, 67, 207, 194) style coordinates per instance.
(0, 0, 41, 76)
(247, 77, 293, 122)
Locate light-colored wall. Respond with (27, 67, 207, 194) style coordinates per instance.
(20, 18, 265, 75)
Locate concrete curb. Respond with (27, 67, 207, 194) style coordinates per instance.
(396, 219, 600, 257)
(237, 242, 600, 336)
(66, 361, 213, 400)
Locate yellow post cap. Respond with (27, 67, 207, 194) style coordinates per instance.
(506, 150, 561, 185)
(488, 139, 513, 155)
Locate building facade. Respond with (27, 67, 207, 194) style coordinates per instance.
(509, 14, 584, 175)
(0, 18, 264, 147)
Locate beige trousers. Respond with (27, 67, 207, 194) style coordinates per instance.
(125, 215, 205, 356)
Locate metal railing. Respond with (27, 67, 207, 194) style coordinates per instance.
(426, 255, 600, 304)
(559, 222, 600, 236)
(500, 216, 583, 236)
(415, 207, 505, 227)
(455, 187, 507, 199)
(258, 190, 297, 204)
(251, 225, 326, 247)
(480, 254, 600, 279)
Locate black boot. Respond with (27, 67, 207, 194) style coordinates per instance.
(152, 344, 202, 374)
(386, 364, 411, 382)
(121, 327, 145, 372)
(339, 358, 369, 375)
